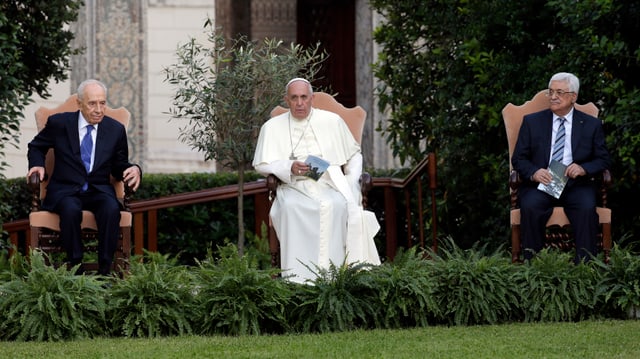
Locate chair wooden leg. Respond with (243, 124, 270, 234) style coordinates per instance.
(511, 224, 521, 263)
(29, 226, 40, 257)
(602, 222, 612, 264)
(117, 227, 132, 272)
(268, 220, 280, 269)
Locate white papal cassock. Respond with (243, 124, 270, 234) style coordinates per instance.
(253, 108, 381, 283)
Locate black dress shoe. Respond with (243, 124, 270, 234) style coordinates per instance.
(74, 264, 85, 275)
(98, 263, 112, 276)
(68, 259, 84, 275)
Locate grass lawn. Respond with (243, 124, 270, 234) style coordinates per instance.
(2, 320, 640, 358)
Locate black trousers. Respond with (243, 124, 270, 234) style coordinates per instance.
(519, 181, 599, 263)
(53, 187, 121, 271)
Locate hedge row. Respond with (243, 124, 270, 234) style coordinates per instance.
(0, 240, 638, 341)
(1, 170, 407, 265)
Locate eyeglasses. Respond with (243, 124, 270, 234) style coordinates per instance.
(546, 89, 575, 97)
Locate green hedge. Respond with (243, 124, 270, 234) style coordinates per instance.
(0, 172, 267, 264)
(1, 170, 409, 265)
(0, 240, 638, 341)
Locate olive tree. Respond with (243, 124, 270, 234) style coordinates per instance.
(163, 19, 326, 255)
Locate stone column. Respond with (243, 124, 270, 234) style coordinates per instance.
(71, 0, 147, 167)
(216, 0, 252, 40)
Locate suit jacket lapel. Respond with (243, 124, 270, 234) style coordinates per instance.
(94, 120, 109, 170)
(67, 111, 82, 161)
(571, 109, 585, 152)
(542, 110, 554, 163)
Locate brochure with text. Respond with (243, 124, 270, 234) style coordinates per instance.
(537, 160, 568, 199)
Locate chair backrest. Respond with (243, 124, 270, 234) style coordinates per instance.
(502, 90, 599, 170)
(34, 94, 131, 199)
(270, 92, 366, 144)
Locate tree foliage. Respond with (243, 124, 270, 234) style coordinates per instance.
(0, 1, 82, 232)
(370, 0, 640, 249)
(163, 18, 326, 254)
(0, 0, 82, 175)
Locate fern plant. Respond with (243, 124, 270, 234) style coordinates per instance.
(429, 238, 521, 325)
(370, 247, 440, 328)
(595, 244, 640, 318)
(0, 249, 29, 283)
(106, 252, 195, 338)
(517, 249, 601, 322)
(0, 251, 107, 341)
(288, 261, 378, 333)
(192, 244, 290, 335)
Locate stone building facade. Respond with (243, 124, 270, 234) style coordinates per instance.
(5, 0, 398, 179)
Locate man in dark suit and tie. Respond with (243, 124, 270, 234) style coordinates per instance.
(27, 79, 141, 275)
(512, 72, 611, 263)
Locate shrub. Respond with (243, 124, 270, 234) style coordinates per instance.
(287, 261, 379, 333)
(517, 250, 602, 322)
(106, 252, 195, 338)
(192, 244, 290, 335)
(0, 251, 107, 341)
(429, 238, 521, 325)
(370, 247, 439, 328)
(596, 243, 640, 318)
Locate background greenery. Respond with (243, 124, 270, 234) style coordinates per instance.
(0, 1, 82, 230)
(0, 169, 416, 265)
(2, 1, 640, 258)
(370, 0, 640, 250)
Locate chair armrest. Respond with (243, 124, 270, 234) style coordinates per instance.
(601, 169, 612, 187)
(266, 174, 279, 201)
(28, 173, 42, 211)
(123, 182, 134, 211)
(360, 172, 373, 208)
(598, 169, 612, 208)
(509, 170, 521, 191)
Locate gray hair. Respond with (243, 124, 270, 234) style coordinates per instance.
(285, 78, 313, 95)
(549, 72, 580, 93)
(77, 79, 108, 100)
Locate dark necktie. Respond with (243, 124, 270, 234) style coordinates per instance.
(81, 125, 94, 190)
(552, 118, 565, 163)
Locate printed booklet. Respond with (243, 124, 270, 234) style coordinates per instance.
(537, 160, 568, 199)
(305, 155, 330, 180)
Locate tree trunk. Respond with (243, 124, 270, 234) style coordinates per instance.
(237, 167, 245, 256)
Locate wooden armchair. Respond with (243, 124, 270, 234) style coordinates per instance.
(265, 92, 373, 268)
(27, 94, 133, 273)
(503, 90, 612, 263)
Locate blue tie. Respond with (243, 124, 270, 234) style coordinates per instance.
(81, 125, 94, 190)
(552, 118, 565, 163)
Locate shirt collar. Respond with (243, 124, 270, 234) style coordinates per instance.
(554, 108, 574, 124)
(78, 112, 98, 131)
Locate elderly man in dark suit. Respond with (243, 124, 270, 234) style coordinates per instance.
(27, 79, 141, 275)
(512, 72, 611, 263)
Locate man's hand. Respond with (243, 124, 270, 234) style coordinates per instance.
(531, 168, 552, 185)
(565, 163, 586, 179)
(123, 165, 141, 191)
(27, 166, 45, 182)
(291, 160, 310, 176)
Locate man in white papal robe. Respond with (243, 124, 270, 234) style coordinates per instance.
(252, 78, 381, 283)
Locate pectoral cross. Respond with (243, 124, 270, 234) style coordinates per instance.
(289, 153, 297, 160)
